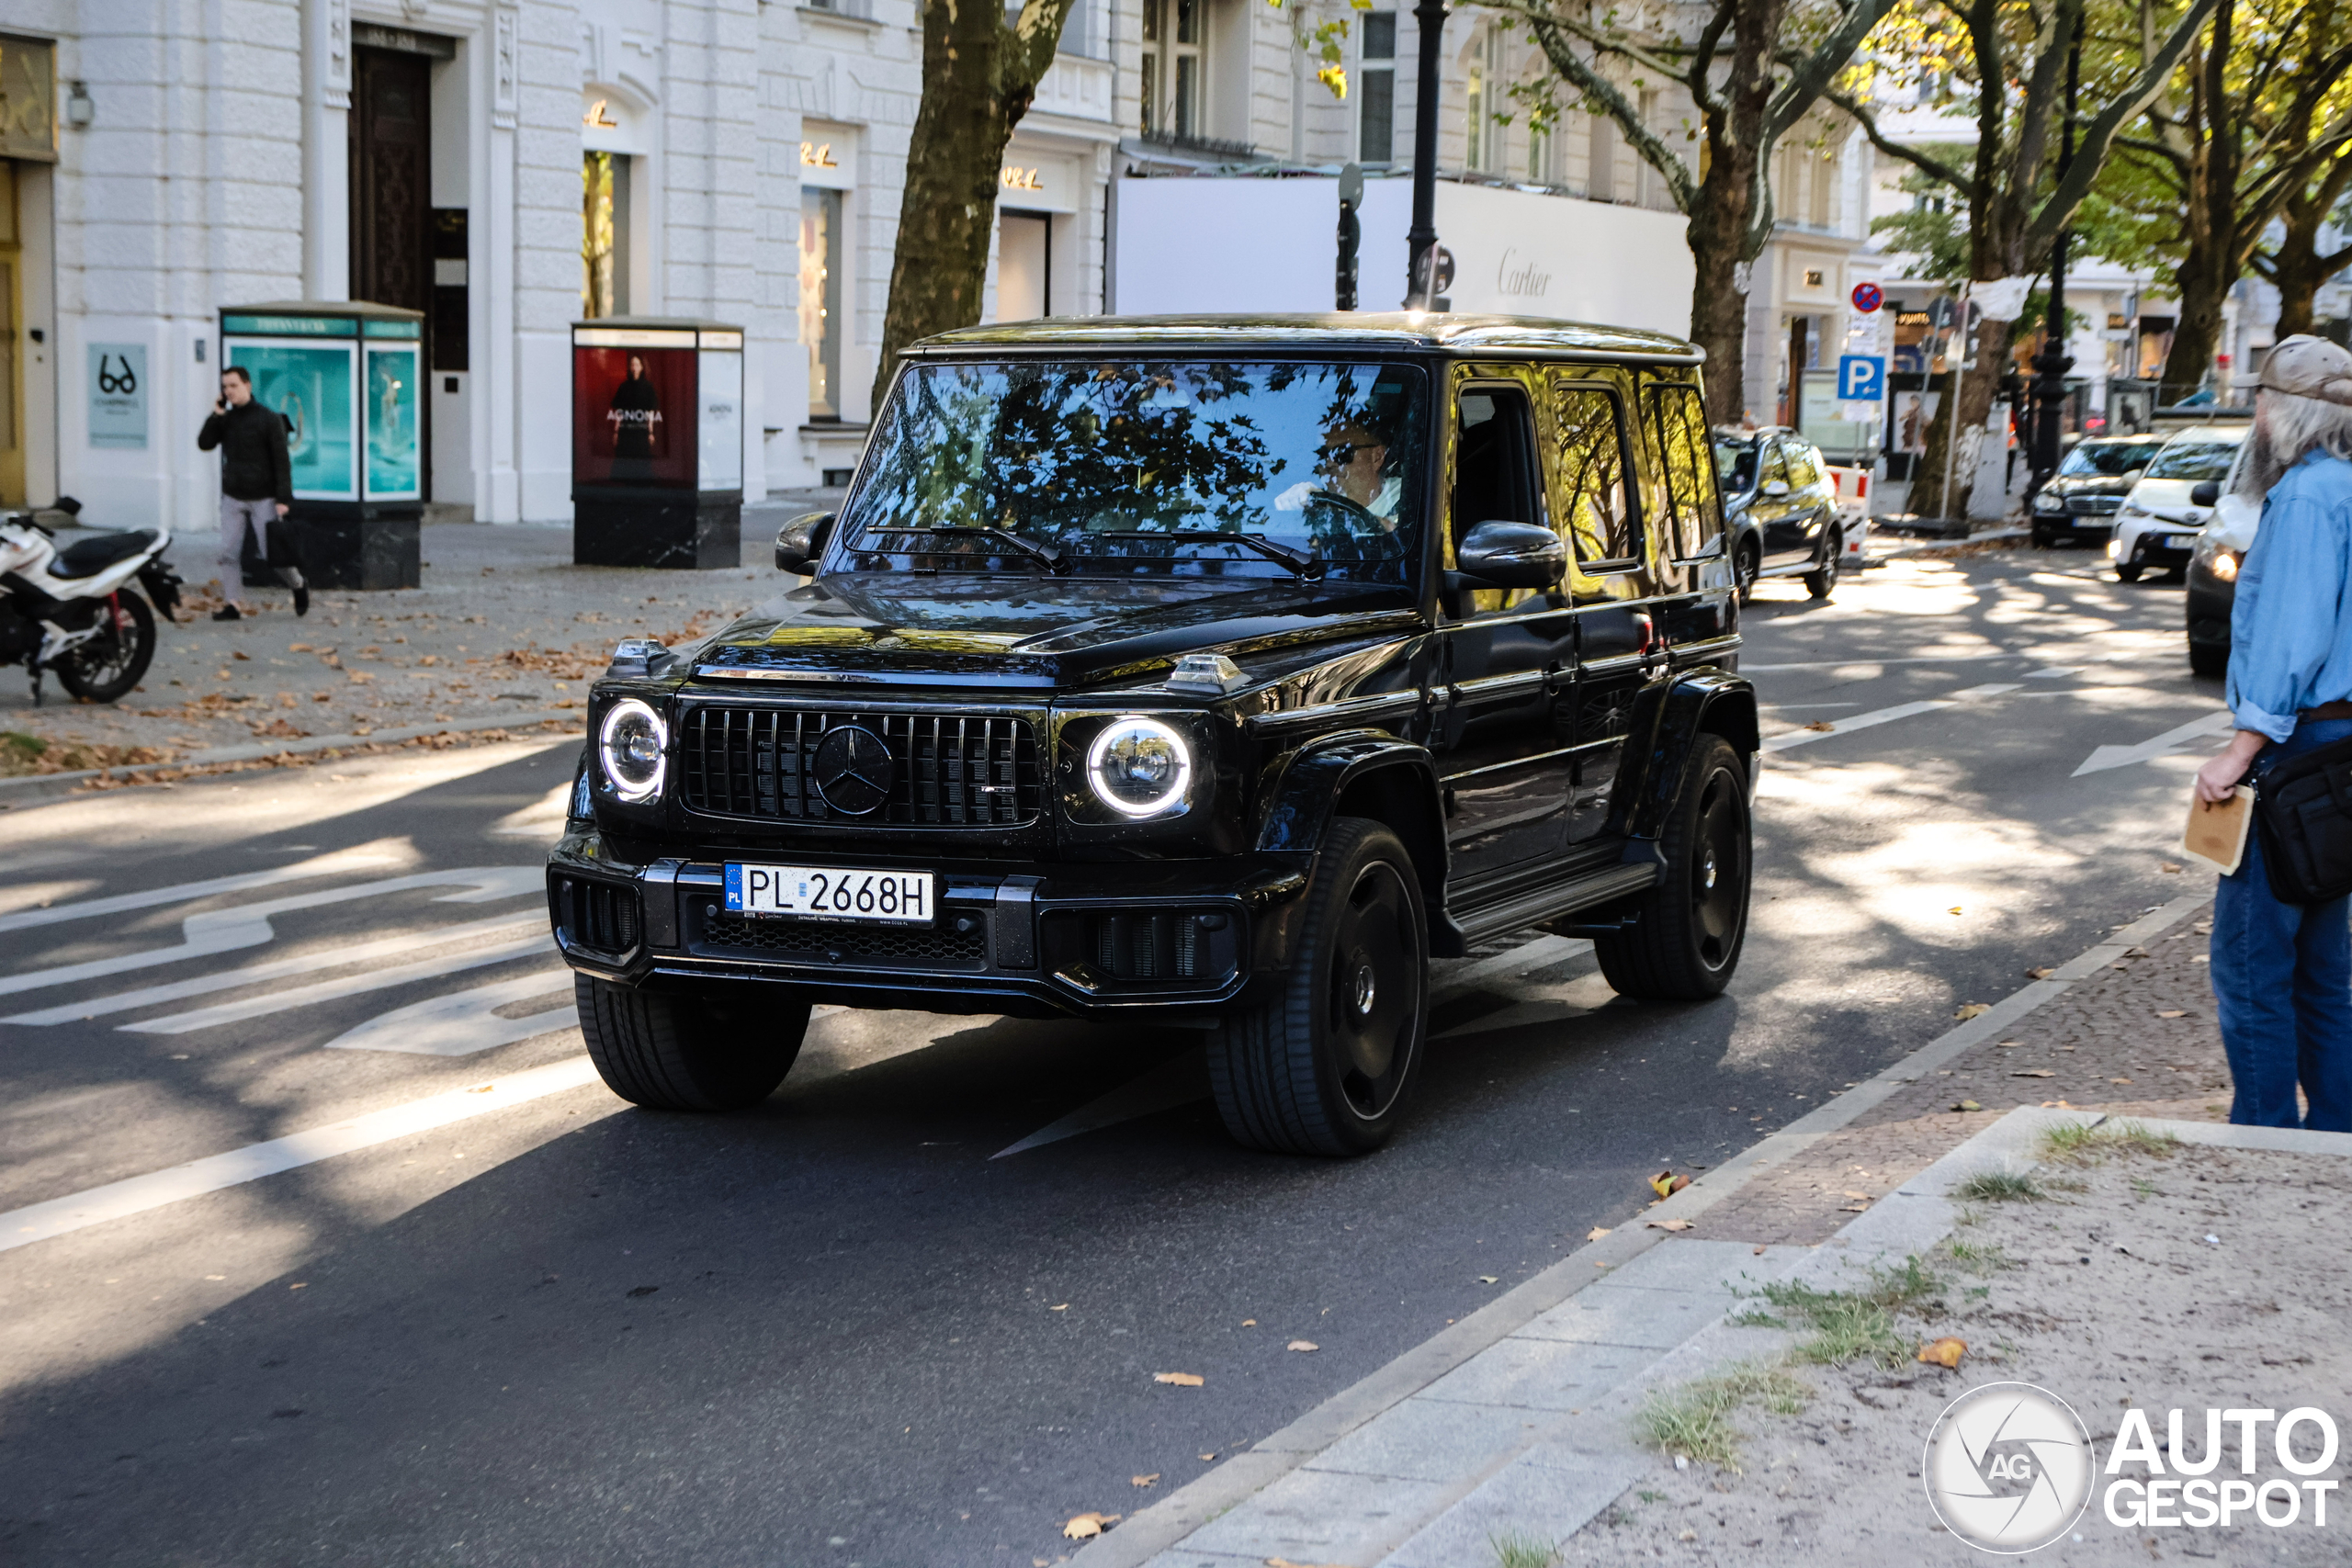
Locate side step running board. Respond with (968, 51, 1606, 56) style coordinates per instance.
(1447, 862, 1658, 946)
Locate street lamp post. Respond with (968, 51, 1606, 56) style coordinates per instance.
(1404, 0, 1448, 309)
(2029, 34, 2082, 496)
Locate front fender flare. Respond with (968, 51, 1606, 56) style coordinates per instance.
(1254, 730, 1459, 952)
(1620, 670, 1759, 842)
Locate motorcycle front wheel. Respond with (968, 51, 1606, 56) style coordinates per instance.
(55, 590, 157, 703)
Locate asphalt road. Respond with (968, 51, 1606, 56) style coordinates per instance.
(0, 544, 2224, 1566)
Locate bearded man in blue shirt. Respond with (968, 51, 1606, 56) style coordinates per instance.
(2195, 334, 2352, 1130)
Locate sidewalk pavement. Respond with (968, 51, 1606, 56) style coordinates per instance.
(0, 497, 831, 784)
(1073, 888, 2238, 1568)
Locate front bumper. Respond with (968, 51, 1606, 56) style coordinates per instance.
(2185, 562, 2237, 650)
(2113, 526, 2197, 568)
(547, 831, 1314, 1019)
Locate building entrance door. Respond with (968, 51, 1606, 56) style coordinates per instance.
(350, 46, 433, 494)
(0, 160, 22, 506)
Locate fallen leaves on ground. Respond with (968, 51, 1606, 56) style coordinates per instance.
(1951, 1100, 1984, 1111)
(1131, 1473, 1159, 1488)
(1585, 1225, 1611, 1241)
(2026, 966, 2054, 980)
(2012, 1068, 2057, 1077)
(2157, 1009, 2188, 1019)
(1954, 1002, 1991, 1021)
(1153, 1371, 1204, 1387)
(1649, 1170, 1690, 1199)
(1804, 719, 1837, 732)
(1918, 1337, 1968, 1368)
(2160, 862, 2183, 874)
(1287, 1340, 1318, 1352)
(1647, 1218, 1694, 1232)
(1049, 1303, 1069, 1311)
(1062, 1511, 1119, 1540)
(1477, 1274, 1499, 1283)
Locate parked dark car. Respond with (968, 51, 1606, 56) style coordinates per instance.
(548, 314, 1758, 1156)
(1711, 425, 1841, 603)
(2028, 433, 2166, 547)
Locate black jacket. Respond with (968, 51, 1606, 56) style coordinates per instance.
(198, 400, 294, 505)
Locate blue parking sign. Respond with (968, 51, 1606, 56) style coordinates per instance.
(1838, 355, 1886, 402)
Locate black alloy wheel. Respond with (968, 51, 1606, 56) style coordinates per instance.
(1804, 531, 1841, 600)
(1734, 537, 1761, 604)
(1593, 736, 1752, 1000)
(54, 590, 156, 704)
(1210, 817, 1429, 1156)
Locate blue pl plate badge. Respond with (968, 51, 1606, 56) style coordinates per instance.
(724, 862, 742, 910)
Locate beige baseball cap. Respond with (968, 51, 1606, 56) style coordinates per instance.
(2258, 334, 2352, 404)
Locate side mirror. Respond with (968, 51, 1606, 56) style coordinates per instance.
(1450, 520, 1566, 592)
(1761, 479, 1791, 497)
(2189, 480, 2222, 506)
(775, 510, 837, 575)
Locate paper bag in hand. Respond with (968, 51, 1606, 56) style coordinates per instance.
(2181, 785, 2254, 876)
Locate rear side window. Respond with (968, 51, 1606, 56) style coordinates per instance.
(1548, 381, 1639, 570)
(1645, 384, 1724, 561)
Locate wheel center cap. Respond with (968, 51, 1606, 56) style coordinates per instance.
(1702, 851, 1718, 890)
(1351, 964, 1377, 1017)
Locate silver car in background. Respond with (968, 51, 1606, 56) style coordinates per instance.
(2109, 423, 2248, 582)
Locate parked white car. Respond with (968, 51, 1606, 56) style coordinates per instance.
(2109, 423, 2248, 581)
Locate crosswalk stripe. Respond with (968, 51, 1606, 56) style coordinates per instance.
(0, 1057, 610, 1254)
(2, 916, 547, 1025)
(324, 970, 577, 1055)
(121, 934, 557, 1034)
(0, 849, 400, 935)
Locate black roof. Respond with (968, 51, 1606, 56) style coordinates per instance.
(909, 312, 1704, 366)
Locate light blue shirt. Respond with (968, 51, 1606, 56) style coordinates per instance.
(2228, 448, 2352, 740)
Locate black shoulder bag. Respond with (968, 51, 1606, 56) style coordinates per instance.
(2254, 735, 2352, 902)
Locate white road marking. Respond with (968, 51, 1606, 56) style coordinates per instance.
(323, 969, 576, 1055)
(0, 1056, 611, 1254)
(2025, 666, 2085, 679)
(1, 916, 546, 1025)
(490, 783, 573, 839)
(1739, 651, 2023, 673)
(2072, 709, 2238, 775)
(991, 1048, 1208, 1158)
(1761, 683, 2021, 753)
(1438, 933, 1591, 998)
(0, 849, 399, 936)
(0, 866, 542, 998)
(123, 932, 555, 1034)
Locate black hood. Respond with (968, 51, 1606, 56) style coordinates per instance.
(688, 572, 1419, 691)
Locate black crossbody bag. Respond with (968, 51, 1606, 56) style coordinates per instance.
(2254, 734, 2352, 902)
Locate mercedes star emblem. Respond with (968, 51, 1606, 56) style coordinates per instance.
(812, 725, 893, 815)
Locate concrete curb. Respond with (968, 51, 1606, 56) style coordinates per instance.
(1069, 891, 2216, 1568)
(0, 709, 582, 804)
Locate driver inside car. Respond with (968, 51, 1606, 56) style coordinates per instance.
(1275, 418, 1401, 528)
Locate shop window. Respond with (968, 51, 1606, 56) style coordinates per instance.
(1549, 381, 1638, 570)
(998, 212, 1051, 321)
(800, 188, 844, 420)
(582, 152, 630, 319)
(1140, 0, 1204, 139)
(1589, 109, 1615, 201)
(1359, 13, 1395, 164)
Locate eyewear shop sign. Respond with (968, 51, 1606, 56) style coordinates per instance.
(219, 310, 423, 504)
(87, 344, 147, 449)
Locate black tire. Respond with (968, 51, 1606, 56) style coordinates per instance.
(2188, 640, 2229, 678)
(2031, 526, 2055, 548)
(53, 590, 156, 704)
(576, 976, 809, 1111)
(1734, 537, 1761, 604)
(2116, 562, 2143, 583)
(1804, 532, 1841, 600)
(1593, 736, 1752, 1001)
(1209, 817, 1429, 1156)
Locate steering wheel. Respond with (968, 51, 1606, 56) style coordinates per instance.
(1302, 488, 1383, 531)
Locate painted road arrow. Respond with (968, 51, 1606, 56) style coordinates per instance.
(2072, 709, 2237, 775)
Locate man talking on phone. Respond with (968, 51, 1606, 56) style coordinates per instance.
(197, 366, 307, 620)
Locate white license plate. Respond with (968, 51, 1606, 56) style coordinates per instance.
(723, 863, 934, 925)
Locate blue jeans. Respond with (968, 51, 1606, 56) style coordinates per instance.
(2212, 716, 2352, 1130)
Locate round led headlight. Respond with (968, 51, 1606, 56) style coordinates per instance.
(599, 698, 669, 803)
(1087, 716, 1193, 818)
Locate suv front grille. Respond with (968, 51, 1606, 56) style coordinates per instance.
(2068, 495, 2122, 515)
(679, 706, 1044, 827)
(695, 909, 987, 969)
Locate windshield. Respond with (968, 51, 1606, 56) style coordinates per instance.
(841, 359, 1429, 580)
(2146, 432, 2245, 480)
(1712, 437, 1758, 493)
(2060, 439, 2165, 476)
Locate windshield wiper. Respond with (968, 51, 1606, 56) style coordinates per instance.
(865, 525, 1069, 574)
(1089, 530, 1325, 580)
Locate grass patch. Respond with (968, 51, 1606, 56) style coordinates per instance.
(1637, 1361, 1811, 1472)
(1955, 1170, 2047, 1204)
(1749, 1257, 1945, 1370)
(2041, 1119, 2181, 1165)
(1490, 1529, 1559, 1568)
(1946, 1240, 2012, 1273)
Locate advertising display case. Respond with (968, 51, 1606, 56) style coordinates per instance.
(217, 301, 424, 590)
(572, 319, 745, 569)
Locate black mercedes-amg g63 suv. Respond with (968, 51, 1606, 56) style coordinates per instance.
(549, 314, 1759, 1156)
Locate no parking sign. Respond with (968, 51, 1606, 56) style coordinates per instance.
(1852, 281, 1884, 313)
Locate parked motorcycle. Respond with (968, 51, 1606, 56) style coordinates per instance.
(0, 498, 184, 705)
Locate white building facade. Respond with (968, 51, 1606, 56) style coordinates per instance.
(1, 1, 1868, 532)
